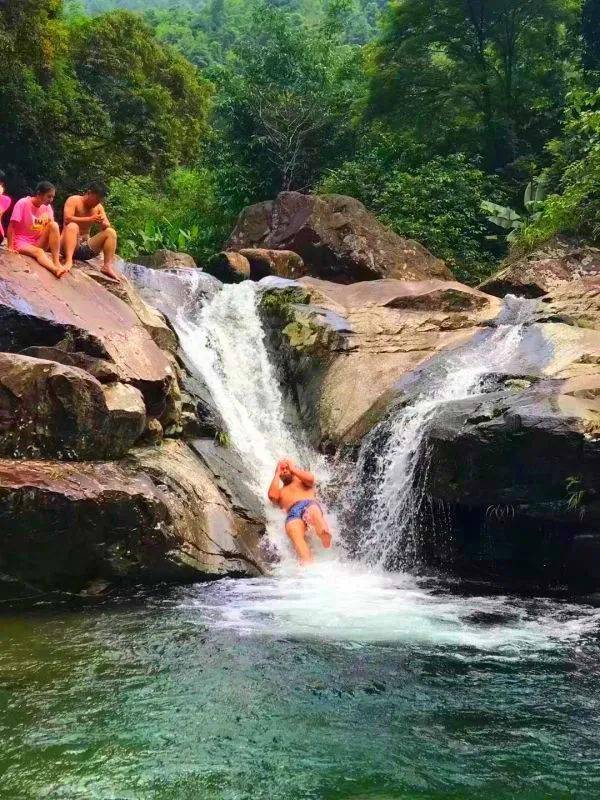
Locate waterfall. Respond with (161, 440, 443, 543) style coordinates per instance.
(124, 264, 325, 556)
(350, 295, 539, 570)
(125, 264, 538, 572)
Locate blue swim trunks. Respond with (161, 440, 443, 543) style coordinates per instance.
(286, 499, 320, 524)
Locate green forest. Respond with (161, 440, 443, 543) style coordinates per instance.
(1, 0, 598, 283)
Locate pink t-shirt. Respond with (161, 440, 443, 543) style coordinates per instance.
(0, 194, 11, 239)
(10, 196, 54, 249)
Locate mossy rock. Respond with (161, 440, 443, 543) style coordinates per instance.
(259, 287, 311, 321)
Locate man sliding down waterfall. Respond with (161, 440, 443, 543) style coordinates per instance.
(268, 459, 332, 565)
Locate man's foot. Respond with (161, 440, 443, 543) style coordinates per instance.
(101, 264, 121, 282)
(317, 530, 332, 549)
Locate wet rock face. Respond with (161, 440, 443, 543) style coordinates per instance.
(0, 251, 175, 412)
(259, 277, 501, 448)
(0, 353, 146, 459)
(479, 237, 600, 298)
(389, 282, 600, 589)
(228, 192, 453, 283)
(419, 381, 600, 590)
(0, 441, 267, 597)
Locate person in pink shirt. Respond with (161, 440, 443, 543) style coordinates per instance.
(7, 181, 66, 278)
(0, 172, 12, 243)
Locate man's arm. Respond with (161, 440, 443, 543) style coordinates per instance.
(289, 461, 315, 488)
(267, 462, 282, 503)
(63, 196, 103, 226)
(97, 204, 111, 230)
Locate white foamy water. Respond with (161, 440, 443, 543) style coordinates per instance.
(181, 561, 600, 653)
(124, 265, 326, 556)
(353, 296, 540, 569)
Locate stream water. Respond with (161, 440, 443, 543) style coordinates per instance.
(2, 272, 600, 799)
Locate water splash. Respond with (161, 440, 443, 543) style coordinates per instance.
(180, 560, 600, 652)
(351, 296, 540, 570)
(124, 264, 326, 557)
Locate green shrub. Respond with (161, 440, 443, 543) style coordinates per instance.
(107, 168, 234, 264)
(518, 88, 600, 249)
(320, 150, 505, 284)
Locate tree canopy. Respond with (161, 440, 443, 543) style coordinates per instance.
(1, 0, 597, 281)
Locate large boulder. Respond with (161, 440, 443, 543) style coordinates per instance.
(0, 251, 176, 414)
(137, 249, 198, 270)
(0, 440, 266, 597)
(0, 352, 145, 459)
(227, 192, 453, 283)
(206, 251, 250, 283)
(259, 276, 501, 448)
(80, 264, 179, 354)
(479, 237, 600, 298)
(239, 248, 305, 280)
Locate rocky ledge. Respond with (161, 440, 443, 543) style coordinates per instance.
(259, 276, 502, 448)
(260, 248, 600, 591)
(0, 250, 266, 600)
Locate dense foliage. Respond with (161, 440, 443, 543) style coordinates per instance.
(2, 0, 598, 280)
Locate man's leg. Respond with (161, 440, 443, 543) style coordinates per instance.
(285, 519, 313, 565)
(304, 504, 332, 549)
(17, 243, 63, 277)
(88, 228, 120, 281)
(60, 222, 80, 271)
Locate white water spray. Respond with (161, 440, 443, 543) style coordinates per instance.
(124, 265, 325, 557)
(353, 296, 539, 569)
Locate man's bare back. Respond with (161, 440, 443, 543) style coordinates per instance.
(268, 459, 332, 565)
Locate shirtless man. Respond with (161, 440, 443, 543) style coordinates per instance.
(61, 180, 120, 280)
(268, 458, 332, 565)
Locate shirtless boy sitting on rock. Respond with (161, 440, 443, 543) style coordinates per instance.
(268, 458, 332, 565)
(61, 180, 120, 281)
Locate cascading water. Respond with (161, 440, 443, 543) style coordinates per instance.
(350, 295, 540, 570)
(124, 264, 325, 557)
(121, 265, 573, 648)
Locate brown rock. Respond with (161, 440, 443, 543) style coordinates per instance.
(536, 277, 600, 330)
(0, 440, 266, 596)
(238, 248, 306, 280)
(205, 251, 250, 283)
(20, 346, 120, 383)
(0, 250, 175, 411)
(228, 192, 453, 283)
(141, 416, 164, 445)
(260, 277, 500, 446)
(480, 237, 600, 298)
(137, 249, 198, 270)
(78, 264, 179, 353)
(0, 353, 146, 459)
